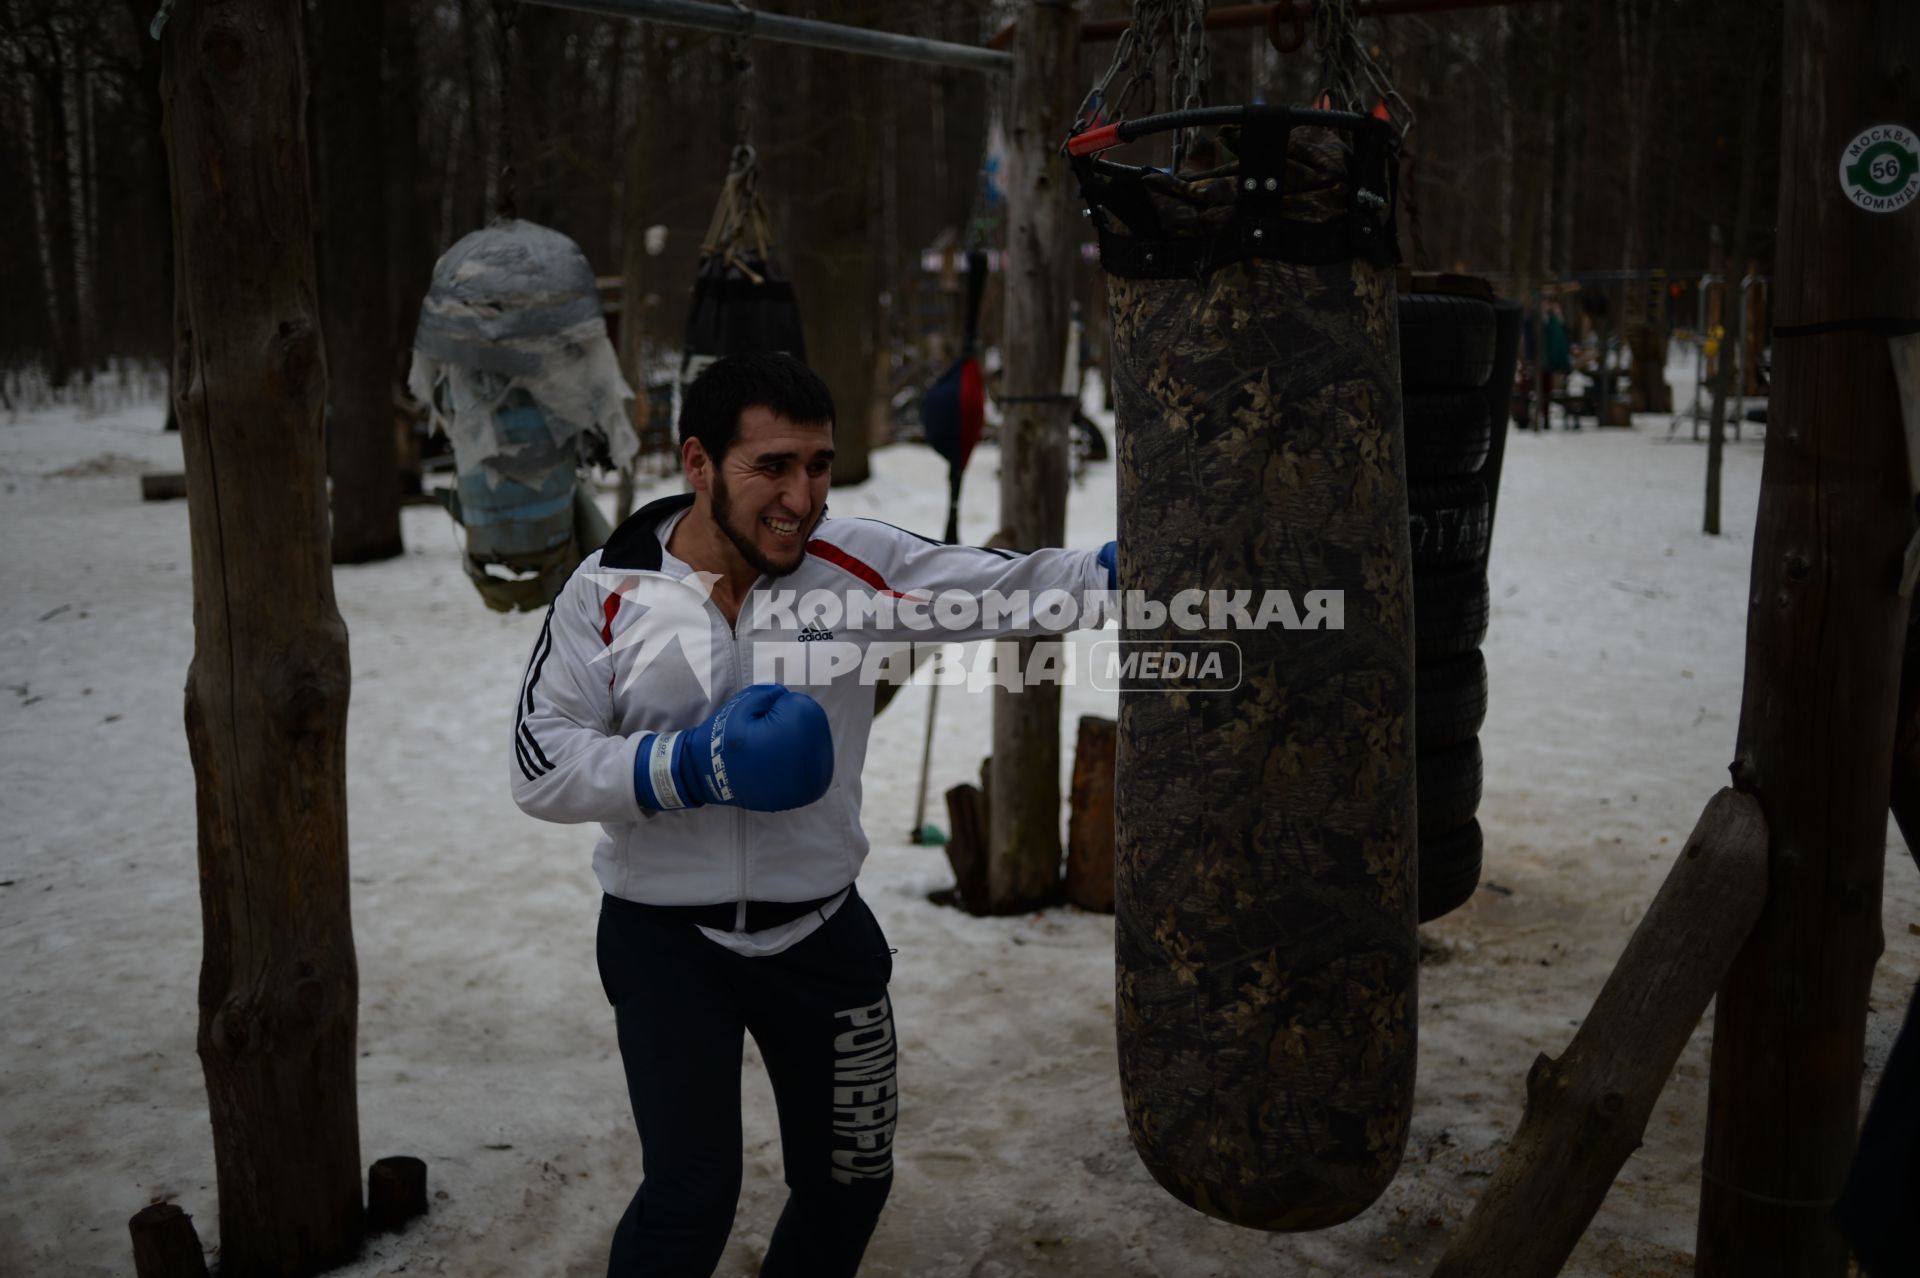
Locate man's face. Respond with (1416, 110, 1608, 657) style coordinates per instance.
(700, 405, 834, 579)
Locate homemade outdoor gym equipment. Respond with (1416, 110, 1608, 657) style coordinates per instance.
(408, 220, 636, 611)
(408, 3, 635, 612)
(516, 5, 1916, 1276)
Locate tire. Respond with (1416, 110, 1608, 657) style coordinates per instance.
(1413, 566, 1490, 662)
(1418, 818, 1484, 923)
(1408, 477, 1491, 570)
(1417, 737, 1483, 841)
(1415, 650, 1487, 751)
(1398, 293, 1497, 391)
(1404, 389, 1491, 478)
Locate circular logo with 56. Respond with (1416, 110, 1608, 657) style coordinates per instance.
(1838, 123, 1920, 212)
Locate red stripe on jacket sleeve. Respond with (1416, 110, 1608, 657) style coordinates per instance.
(805, 539, 912, 599)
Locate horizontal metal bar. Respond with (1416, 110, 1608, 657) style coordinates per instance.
(990, 0, 1552, 51)
(528, 0, 1014, 75)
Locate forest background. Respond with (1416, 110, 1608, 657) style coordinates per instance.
(1, 0, 1779, 461)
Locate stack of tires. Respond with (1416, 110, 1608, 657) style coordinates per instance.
(1399, 282, 1522, 923)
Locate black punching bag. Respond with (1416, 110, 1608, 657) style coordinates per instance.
(1073, 106, 1418, 1230)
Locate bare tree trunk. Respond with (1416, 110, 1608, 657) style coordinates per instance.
(162, 2, 364, 1271)
(1703, 21, 1771, 537)
(986, 0, 1079, 913)
(1694, 2, 1918, 1272)
(71, 36, 97, 379)
(386, 0, 433, 366)
(8, 33, 65, 380)
(616, 23, 669, 515)
(1616, 0, 1658, 277)
(786, 4, 880, 487)
(317, 0, 402, 563)
(41, 37, 81, 387)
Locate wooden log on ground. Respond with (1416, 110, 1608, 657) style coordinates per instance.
(1065, 715, 1116, 913)
(1432, 788, 1768, 1278)
(366, 1155, 429, 1232)
(129, 1203, 210, 1278)
(140, 472, 188, 502)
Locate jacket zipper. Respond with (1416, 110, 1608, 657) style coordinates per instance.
(726, 587, 759, 929)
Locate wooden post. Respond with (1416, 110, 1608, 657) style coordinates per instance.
(1695, 2, 1919, 1272)
(1432, 790, 1769, 1278)
(1065, 715, 1116, 913)
(129, 1203, 210, 1278)
(162, 3, 365, 1271)
(987, 0, 1080, 913)
(366, 1155, 429, 1233)
(941, 783, 989, 913)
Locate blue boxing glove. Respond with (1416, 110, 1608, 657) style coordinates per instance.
(1098, 540, 1118, 590)
(633, 684, 834, 813)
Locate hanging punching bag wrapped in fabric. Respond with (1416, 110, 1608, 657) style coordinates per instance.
(1069, 105, 1416, 1230)
(408, 219, 635, 612)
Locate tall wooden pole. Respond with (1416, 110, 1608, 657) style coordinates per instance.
(987, 0, 1080, 912)
(162, 2, 365, 1271)
(1695, 1, 1918, 1273)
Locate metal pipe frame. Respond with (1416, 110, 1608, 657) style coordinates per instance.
(991, 0, 1556, 51)
(526, 0, 1014, 75)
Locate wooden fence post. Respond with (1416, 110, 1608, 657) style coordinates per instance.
(987, 0, 1081, 913)
(1695, 2, 1919, 1272)
(162, 2, 365, 1269)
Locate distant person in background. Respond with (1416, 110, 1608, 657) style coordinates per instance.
(1543, 299, 1575, 430)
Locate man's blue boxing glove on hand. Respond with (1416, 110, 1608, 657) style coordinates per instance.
(1098, 541, 1118, 590)
(632, 684, 834, 812)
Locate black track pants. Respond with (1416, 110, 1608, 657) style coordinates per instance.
(596, 888, 897, 1277)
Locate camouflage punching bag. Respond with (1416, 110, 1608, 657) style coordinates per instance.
(1073, 106, 1417, 1229)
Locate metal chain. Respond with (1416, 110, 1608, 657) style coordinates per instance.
(1312, 0, 1411, 136)
(490, 0, 521, 221)
(1170, 0, 1209, 171)
(1073, 0, 1178, 136)
(1313, 0, 1360, 111)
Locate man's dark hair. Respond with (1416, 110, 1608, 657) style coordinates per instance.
(678, 352, 835, 463)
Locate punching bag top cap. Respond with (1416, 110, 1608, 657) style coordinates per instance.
(414, 219, 607, 368)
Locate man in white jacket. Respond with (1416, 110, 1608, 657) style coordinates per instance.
(511, 353, 1112, 1277)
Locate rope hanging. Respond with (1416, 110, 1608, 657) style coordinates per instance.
(679, 30, 805, 380)
(489, 0, 520, 221)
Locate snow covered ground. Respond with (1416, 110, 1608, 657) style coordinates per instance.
(2, 389, 1911, 1277)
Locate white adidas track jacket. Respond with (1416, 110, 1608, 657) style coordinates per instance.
(510, 493, 1110, 906)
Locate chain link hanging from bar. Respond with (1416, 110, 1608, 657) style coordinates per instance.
(1313, 0, 1413, 135)
(1169, 0, 1211, 173)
